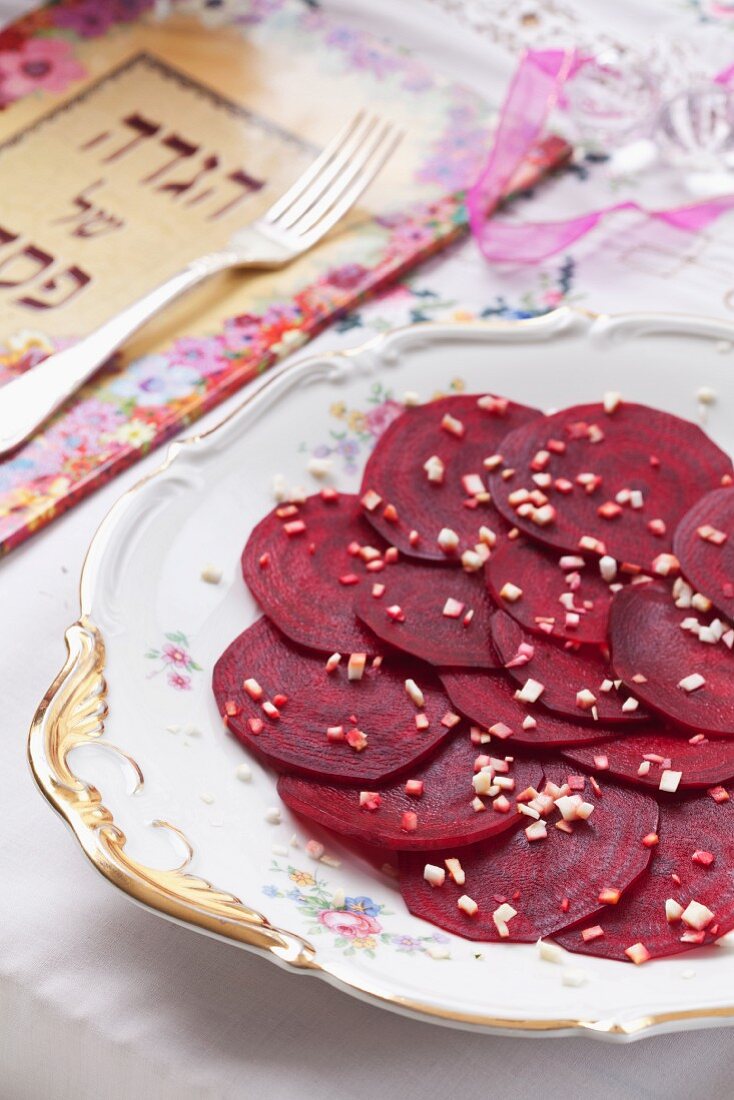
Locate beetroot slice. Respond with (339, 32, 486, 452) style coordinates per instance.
(491, 611, 650, 725)
(555, 785, 734, 961)
(360, 393, 539, 562)
(485, 537, 622, 645)
(398, 770, 657, 942)
(212, 617, 454, 784)
(440, 668, 615, 746)
(610, 583, 734, 738)
(673, 486, 734, 615)
(242, 492, 383, 654)
(354, 558, 499, 669)
(487, 401, 732, 570)
(277, 736, 543, 850)
(563, 731, 734, 791)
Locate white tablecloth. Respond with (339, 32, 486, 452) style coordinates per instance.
(5, 2, 734, 1097)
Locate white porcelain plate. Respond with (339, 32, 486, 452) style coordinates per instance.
(30, 308, 734, 1040)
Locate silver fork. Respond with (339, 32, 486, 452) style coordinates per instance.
(0, 111, 402, 457)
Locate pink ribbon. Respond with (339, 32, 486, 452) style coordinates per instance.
(468, 49, 734, 264)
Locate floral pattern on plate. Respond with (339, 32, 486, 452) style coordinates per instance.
(265, 862, 450, 959)
(145, 630, 202, 691)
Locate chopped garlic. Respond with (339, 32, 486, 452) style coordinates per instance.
(659, 769, 682, 793)
(404, 678, 425, 708)
(499, 581, 523, 603)
(665, 898, 684, 923)
(437, 527, 459, 553)
(678, 673, 705, 693)
(681, 900, 714, 930)
(538, 940, 566, 964)
(457, 894, 478, 916)
(235, 763, 252, 782)
(200, 563, 222, 585)
(307, 456, 332, 478)
(515, 678, 544, 704)
(445, 857, 465, 885)
(423, 864, 446, 887)
(561, 967, 588, 987)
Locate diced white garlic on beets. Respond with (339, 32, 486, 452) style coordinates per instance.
(558, 556, 585, 572)
(652, 552, 680, 577)
(678, 673, 705, 693)
(325, 653, 341, 672)
(361, 489, 382, 512)
(457, 894, 478, 916)
(442, 597, 465, 619)
(579, 535, 606, 555)
(423, 454, 445, 484)
(659, 769, 682, 793)
(441, 413, 465, 438)
(493, 902, 517, 938)
(531, 504, 556, 527)
(445, 857, 465, 885)
(423, 864, 446, 887)
(666, 898, 684, 923)
(599, 555, 617, 583)
(348, 653, 367, 681)
(600, 679, 614, 693)
(462, 473, 485, 496)
(243, 678, 263, 701)
(473, 771, 495, 796)
(692, 592, 713, 613)
(499, 581, 522, 603)
(697, 524, 728, 546)
(603, 390, 622, 414)
(515, 678, 545, 704)
(673, 577, 694, 608)
(629, 489, 644, 510)
(471, 796, 486, 812)
(522, 715, 537, 730)
(461, 549, 484, 572)
(625, 942, 651, 965)
(576, 689, 597, 710)
(404, 679, 425, 708)
(478, 525, 497, 548)
(538, 939, 566, 964)
(638, 761, 651, 776)
(437, 527, 459, 553)
(402, 390, 421, 406)
(525, 820, 547, 842)
(622, 697, 639, 713)
(681, 900, 715, 930)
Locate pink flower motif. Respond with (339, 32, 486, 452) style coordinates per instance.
(0, 39, 86, 100)
(163, 643, 190, 667)
(365, 399, 403, 438)
(318, 909, 382, 938)
(543, 289, 563, 306)
(705, 2, 734, 18)
(167, 670, 191, 691)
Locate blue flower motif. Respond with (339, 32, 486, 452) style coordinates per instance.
(344, 895, 380, 917)
(432, 932, 450, 943)
(287, 888, 303, 901)
(108, 355, 201, 409)
(262, 884, 279, 897)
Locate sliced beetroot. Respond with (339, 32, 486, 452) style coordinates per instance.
(487, 401, 732, 570)
(610, 582, 734, 737)
(674, 486, 734, 615)
(439, 668, 615, 747)
(563, 731, 734, 791)
(354, 558, 498, 669)
(242, 492, 384, 654)
(277, 735, 543, 850)
(491, 611, 650, 725)
(398, 770, 657, 942)
(555, 785, 734, 962)
(485, 537, 624, 645)
(212, 617, 454, 784)
(360, 393, 540, 562)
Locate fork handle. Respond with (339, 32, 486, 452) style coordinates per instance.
(0, 249, 240, 457)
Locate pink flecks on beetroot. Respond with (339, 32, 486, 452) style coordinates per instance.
(277, 737, 543, 850)
(555, 786, 734, 962)
(562, 730, 734, 791)
(485, 537, 627, 645)
(242, 492, 384, 654)
(609, 583, 734, 737)
(212, 618, 455, 784)
(359, 393, 540, 562)
(487, 402, 733, 570)
(398, 771, 657, 942)
(354, 557, 499, 669)
(674, 486, 734, 616)
(439, 668, 620, 746)
(491, 610, 649, 725)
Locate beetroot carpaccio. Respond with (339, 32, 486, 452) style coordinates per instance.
(214, 391, 734, 964)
